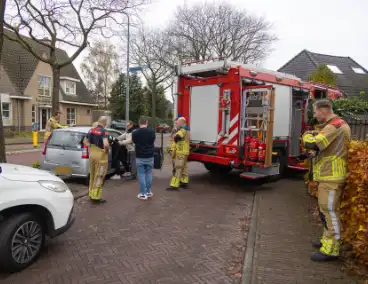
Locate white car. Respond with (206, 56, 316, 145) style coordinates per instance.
(0, 163, 75, 273)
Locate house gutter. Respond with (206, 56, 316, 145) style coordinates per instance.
(60, 100, 97, 107)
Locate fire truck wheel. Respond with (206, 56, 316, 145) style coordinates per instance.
(203, 163, 232, 175)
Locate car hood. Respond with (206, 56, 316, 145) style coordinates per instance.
(0, 163, 62, 182)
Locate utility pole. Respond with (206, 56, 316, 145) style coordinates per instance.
(125, 14, 130, 123)
(0, 0, 7, 163)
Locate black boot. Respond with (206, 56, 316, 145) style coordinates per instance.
(180, 182, 188, 189)
(91, 198, 107, 204)
(312, 241, 322, 249)
(311, 251, 338, 262)
(166, 186, 179, 191)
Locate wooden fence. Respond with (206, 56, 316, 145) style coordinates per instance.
(343, 115, 368, 140)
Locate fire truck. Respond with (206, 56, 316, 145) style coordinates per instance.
(173, 59, 313, 180)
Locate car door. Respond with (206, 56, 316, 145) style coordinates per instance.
(106, 129, 122, 170)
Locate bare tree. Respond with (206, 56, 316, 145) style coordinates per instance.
(167, 2, 277, 64)
(131, 28, 174, 128)
(4, 0, 149, 112)
(81, 40, 120, 108)
(0, 0, 7, 163)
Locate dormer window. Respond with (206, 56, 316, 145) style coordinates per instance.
(60, 77, 79, 95)
(326, 65, 343, 74)
(65, 81, 76, 95)
(352, 67, 365, 74)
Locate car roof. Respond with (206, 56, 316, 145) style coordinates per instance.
(53, 127, 122, 134)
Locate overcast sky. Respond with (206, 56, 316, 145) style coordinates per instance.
(72, 0, 368, 98)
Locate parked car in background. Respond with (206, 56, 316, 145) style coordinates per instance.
(156, 123, 170, 133)
(111, 119, 126, 130)
(0, 163, 74, 272)
(39, 127, 123, 184)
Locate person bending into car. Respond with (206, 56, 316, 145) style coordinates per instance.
(44, 111, 74, 143)
(112, 120, 138, 180)
(87, 116, 110, 204)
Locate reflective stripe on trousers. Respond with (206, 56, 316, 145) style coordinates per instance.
(318, 182, 343, 256)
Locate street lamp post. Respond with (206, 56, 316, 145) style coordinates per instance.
(125, 14, 130, 123)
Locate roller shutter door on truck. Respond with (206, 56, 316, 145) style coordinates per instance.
(190, 85, 220, 144)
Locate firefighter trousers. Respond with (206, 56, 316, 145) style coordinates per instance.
(317, 182, 343, 256)
(169, 153, 188, 188)
(171, 150, 176, 175)
(89, 145, 108, 200)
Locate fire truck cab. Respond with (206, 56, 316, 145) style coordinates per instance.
(173, 59, 311, 179)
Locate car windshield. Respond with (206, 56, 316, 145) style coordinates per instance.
(48, 131, 85, 149)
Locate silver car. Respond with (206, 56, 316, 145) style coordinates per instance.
(40, 126, 123, 183)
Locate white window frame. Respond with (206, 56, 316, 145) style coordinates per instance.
(1, 93, 12, 126)
(64, 80, 77, 95)
(66, 107, 77, 125)
(326, 65, 343, 74)
(38, 75, 51, 97)
(352, 67, 365, 74)
(32, 105, 37, 123)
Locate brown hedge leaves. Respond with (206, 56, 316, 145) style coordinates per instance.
(340, 140, 368, 267)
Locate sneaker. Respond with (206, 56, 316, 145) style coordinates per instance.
(137, 193, 148, 200)
(110, 174, 122, 180)
(147, 192, 154, 198)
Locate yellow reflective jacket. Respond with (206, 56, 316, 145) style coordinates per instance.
(44, 117, 67, 142)
(303, 115, 351, 183)
(175, 126, 190, 155)
(169, 127, 178, 153)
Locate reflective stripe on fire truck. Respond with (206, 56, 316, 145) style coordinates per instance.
(218, 113, 239, 145)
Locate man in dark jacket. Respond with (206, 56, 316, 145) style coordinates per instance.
(132, 119, 156, 200)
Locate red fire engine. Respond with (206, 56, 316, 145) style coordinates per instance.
(173, 59, 312, 179)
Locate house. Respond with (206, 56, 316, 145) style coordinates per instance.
(0, 30, 96, 132)
(278, 49, 368, 97)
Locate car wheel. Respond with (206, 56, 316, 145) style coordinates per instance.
(111, 124, 116, 129)
(0, 213, 45, 273)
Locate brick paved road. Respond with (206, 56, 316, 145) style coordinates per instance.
(0, 162, 257, 284)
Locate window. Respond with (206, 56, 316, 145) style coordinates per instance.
(87, 109, 91, 115)
(38, 75, 51, 96)
(352, 67, 365, 74)
(2, 102, 10, 118)
(66, 108, 76, 125)
(65, 81, 76, 95)
(32, 105, 37, 123)
(326, 65, 343, 74)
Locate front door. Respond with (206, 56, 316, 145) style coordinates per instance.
(39, 108, 51, 131)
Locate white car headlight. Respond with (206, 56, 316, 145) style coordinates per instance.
(38, 180, 69, 193)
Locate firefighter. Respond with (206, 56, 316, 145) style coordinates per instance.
(166, 117, 190, 190)
(169, 118, 179, 175)
(44, 111, 73, 143)
(302, 100, 351, 262)
(87, 116, 110, 204)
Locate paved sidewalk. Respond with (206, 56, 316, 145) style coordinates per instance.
(248, 178, 359, 284)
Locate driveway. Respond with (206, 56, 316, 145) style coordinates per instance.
(0, 162, 256, 284)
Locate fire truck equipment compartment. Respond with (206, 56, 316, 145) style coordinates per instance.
(190, 85, 220, 144)
(272, 84, 292, 137)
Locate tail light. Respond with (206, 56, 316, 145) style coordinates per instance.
(42, 134, 52, 155)
(82, 144, 89, 159)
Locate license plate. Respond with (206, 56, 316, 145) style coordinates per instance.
(54, 166, 72, 176)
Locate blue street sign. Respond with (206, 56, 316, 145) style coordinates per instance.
(129, 66, 146, 74)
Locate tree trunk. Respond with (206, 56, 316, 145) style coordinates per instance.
(52, 66, 61, 113)
(0, 0, 7, 163)
(151, 80, 157, 130)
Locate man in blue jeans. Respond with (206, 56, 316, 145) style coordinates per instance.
(132, 119, 156, 200)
